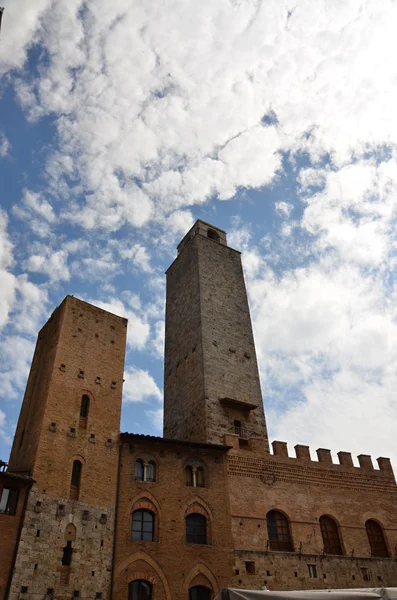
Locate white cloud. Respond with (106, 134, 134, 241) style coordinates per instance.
(0, 409, 12, 446)
(10, 0, 396, 232)
(123, 367, 162, 404)
(0, 133, 10, 157)
(89, 297, 150, 350)
(145, 408, 163, 434)
(24, 249, 70, 281)
(275, 201, 293, 217)
(118, 243, 152, 273)
(0, 211, 17, 331)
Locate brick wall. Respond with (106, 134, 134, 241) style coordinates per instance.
(225, 439, 397, 590)
(113, 435, 235, 600)
(0, 474, 31, 600)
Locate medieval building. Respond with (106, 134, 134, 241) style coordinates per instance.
(1, 219, 397, 600)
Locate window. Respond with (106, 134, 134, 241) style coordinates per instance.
(207, 228, 220, 242)
(132, 510, 154, 541)
(70, 460, 82, 500)
(135, 460, 144, 481)
(146, 461, 156, 482)
(266, 510, 293, 551)
(186, 513, 207, 544)
(62, 541, 73, 566)
(185, 464, 205, 488)
(189, 586, 211, 600)
(366, 520, 389, 557)
(320, 515, 343, 555)
(196, 467, 205, 488)
(308, 564, 317, 578)
(185, 465, 194, 487)
(0, 488, 19, 515)
(80, 395, 89, 426)
(361, 567, 371, 582)
(128, 580, 152, 600)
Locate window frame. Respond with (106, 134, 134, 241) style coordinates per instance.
(186, 513, 207, 545)
(0, 487, 19, 516)
(131, 510, 155, 542)
(266, 510, 293, 552)
(366, 519, 389, 557)
(128, 580, 152, 600)
(189, 586, 211, 600)
(319, 515, 343, 555)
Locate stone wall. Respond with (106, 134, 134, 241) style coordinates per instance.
(8, 486, 115, 600)
(164, 220, 269, 448)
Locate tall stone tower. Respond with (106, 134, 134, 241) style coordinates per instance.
(7, 296, 127, 600)
(164, 220, 269, 450)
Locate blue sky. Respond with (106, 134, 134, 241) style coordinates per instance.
(1, 0, 397, 469)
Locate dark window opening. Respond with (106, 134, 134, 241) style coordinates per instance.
(189, 586, 211, 600)
(132, 510, 154, 542)
(186, 513, 207, 545)
(146, 461, 156, 482)
(21, 587, 28, 594)
(308, 564, 317, 578)
(70, 460, 82, 500)
(185, 465, 193, 487)
(36, 529, 40, 537)
(207, 228, 220, 242)
(80, 395, 89, 417)
(135, 460, 144, 481)
(245, 561, 255, 574)
(361, 567, 371, 582)
(266, 510, 293, 552)
(62, 541, 73, 567)
(128, 580, 152, 600)
(0, 488, 19, 515)
(320, 515, 343, 555)
(366, 520, 389, 557)
(196, 466, 205, 488)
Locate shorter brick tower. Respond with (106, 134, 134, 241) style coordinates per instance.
(164, 220, 268, 450)
(7, 296, 127, 600)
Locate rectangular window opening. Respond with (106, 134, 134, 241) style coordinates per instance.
(308, 564, 317, 579)
(361, 568, 371, 582)
(0, 488, 19, 515)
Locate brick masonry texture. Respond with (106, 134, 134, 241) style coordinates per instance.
(2, 220, 397, 600)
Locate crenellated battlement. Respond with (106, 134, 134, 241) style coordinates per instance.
(271, 440, 393, 474)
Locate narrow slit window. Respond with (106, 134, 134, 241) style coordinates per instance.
(70, 460, 82, 500)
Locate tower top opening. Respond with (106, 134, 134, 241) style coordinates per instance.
(177, 220, 227, 254)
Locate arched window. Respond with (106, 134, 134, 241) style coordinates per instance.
(186, 513, 207, 545)
(79, 395, 89, 428)
(320, 515, 343, 555)
(62, 541, 73, 566)
(135, 460, 144, 481)
(189, 587, 211, 600)
(196, 466, 205, 488)
(185, 465, 194, 487)
(146, 461, 156, 482)
(70, 460, 82, 500)
(266, 510, 293, 551)
(207, 229, 220, 242)
(366, 520, 389, 557)
(128, 580, 152, 600)
(132, 510, 154, 542)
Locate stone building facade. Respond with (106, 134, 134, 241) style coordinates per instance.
(1, 219, 397, 600)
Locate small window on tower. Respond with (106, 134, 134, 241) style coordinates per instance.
(70, 460, 82, 500)
(207, 228, 220, 242)
(308, 564, 317, 578)
(79, 395, 89, 428)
